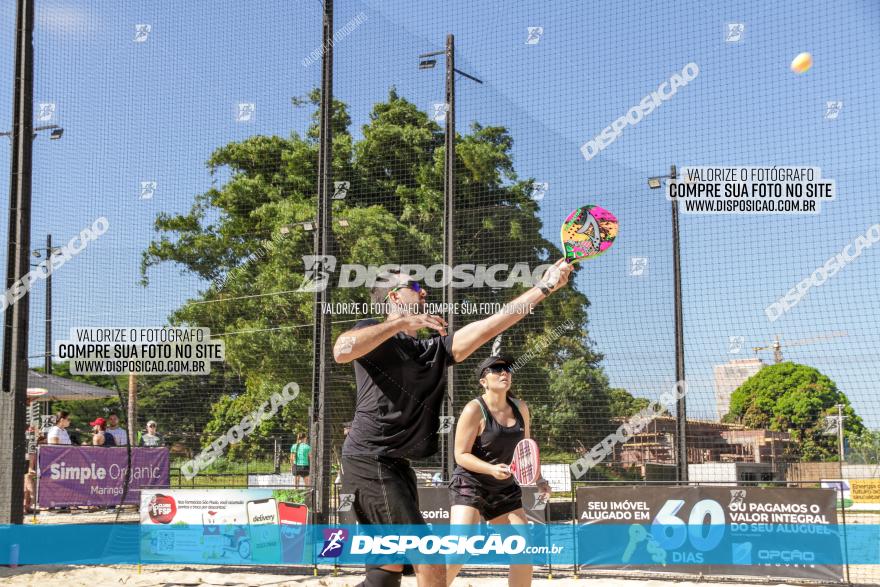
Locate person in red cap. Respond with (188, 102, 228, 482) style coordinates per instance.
(90, 417, 116, 447)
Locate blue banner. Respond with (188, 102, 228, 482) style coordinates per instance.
(0, 524, 878, 565)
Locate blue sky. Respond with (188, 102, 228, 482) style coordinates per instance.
(1, 1, 879, 426)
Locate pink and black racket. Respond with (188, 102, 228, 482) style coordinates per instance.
(560, 205, 618, 264)
(507, 438, 541, 485)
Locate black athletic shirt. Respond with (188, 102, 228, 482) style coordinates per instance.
(342, 318, 457, 458)
(452, 396, 525, 489)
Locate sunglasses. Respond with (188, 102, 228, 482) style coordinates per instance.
(485, 364, 513, 374)
(385, 281, 424, 299)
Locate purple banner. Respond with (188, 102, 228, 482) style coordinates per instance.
(38, 446, 169, 507)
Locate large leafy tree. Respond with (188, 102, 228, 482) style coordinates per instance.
(724, 362, 864, 461)
(141, 89, 615, 456)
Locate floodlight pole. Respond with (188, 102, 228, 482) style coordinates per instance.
(0, 0, 34, 524)
(649, 165, 687, 482)
(311, 0, 333, 524)
(837, 403, 846, 478)
(669, 165, 688, 483)
(444, 34, 456, 482)
(420, 36, 481, 481)
(44, 235, 52, 373)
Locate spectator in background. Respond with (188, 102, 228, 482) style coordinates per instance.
(290, 433, 312, 486)
(24, 423, 44, 513)
(106, 412, 128, 446)
(139, 421, 163, 446)
(90, 417, 116, 447)
(47, 411, 72, 445)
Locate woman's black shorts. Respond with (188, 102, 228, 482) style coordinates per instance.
(449, 474, 523, 520)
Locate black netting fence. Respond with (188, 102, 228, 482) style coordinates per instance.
(2, 0, 879, 582)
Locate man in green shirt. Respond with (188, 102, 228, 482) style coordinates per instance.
(289, 433, 311, 486)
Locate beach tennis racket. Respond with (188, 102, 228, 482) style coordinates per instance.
(560, 205, 618, 264)
(506, 438, 541, 485)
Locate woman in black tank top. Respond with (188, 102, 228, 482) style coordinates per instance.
(447, 355, 550, 587)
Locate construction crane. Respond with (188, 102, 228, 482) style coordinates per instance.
(753, 331, 848, 364)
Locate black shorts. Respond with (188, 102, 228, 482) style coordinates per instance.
(449, 474, 522, 521)
(341, 455, 424, 573)
(293, 465, 310, 477)
(341, 455, 425, 525)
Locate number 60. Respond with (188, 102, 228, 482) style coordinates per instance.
(651, 499, 725, 551)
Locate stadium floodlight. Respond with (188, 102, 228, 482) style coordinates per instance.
(419, 59, 437, 69)
(647, 177, 663, 189)
(2, 125, 65, 140)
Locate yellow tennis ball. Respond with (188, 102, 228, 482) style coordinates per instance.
(791, 52, 813, 74)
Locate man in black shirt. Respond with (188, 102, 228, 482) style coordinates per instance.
(334, 260, 572, 587)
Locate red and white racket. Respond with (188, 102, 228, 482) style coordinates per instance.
(507, 438, 541, 485)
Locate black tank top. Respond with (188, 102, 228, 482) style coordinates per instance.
(453, 396, 525, 489)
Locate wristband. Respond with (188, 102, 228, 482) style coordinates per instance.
(536, 281, 552, 296)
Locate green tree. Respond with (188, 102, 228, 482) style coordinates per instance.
(529, 357, 618, 453)
(608, 387, 653, 418)
(723, 362, 864, 460)
(141, 89, 608, 456)
(848, 429, 880, 467)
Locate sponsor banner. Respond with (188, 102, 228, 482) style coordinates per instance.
(140, 488, 311, 565)
(822, 479, 880, 510)
(37, 445, 169, 507)
(575, 485, 842, 582)
(0, 524, 877, 566)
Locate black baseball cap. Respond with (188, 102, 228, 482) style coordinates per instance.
(475, 355, 515, 378)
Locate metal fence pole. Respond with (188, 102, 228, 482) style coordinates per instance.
(0, 0, 35, 525)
